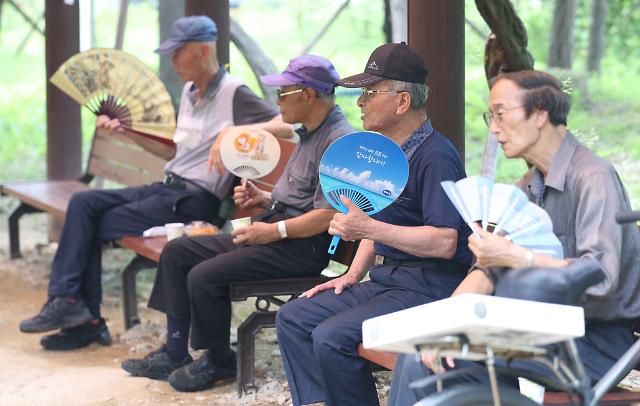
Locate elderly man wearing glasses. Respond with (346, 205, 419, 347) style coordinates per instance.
(388, 70, 640, 405)
(121, 54, 354, 392)
(275, 42, 473, 406)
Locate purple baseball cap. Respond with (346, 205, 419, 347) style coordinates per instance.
(155, 15, 218, 55)
(260, 55, 339, 94)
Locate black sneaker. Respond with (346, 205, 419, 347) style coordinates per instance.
(168, 350, 236, 392)
(40, 318, 112, 351)
(20, 297, 93, 333)
(122, 345, 193, 380)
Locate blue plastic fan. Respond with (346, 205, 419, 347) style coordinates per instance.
(319, 131, 409, 254)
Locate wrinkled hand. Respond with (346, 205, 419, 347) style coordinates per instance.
(233, 180, 267, 209)
(300, 273, 359, 298)
(468, 226, 524, 269)
(231, 222, 279, 245)
(208, 127, 229, 175)
(421, 353, 455, 373)
(328, 196, 372, 241)
(96, 115, 123, 134)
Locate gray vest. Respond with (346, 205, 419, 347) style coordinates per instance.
(165, 74, 244, 199)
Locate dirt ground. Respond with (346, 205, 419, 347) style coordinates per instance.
(0, 212, 391, 406)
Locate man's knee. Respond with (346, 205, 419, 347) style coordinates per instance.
(276, 300, 300, 332)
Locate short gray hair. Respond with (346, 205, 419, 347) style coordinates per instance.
(315, 90, 336, 102)
(387, 79, 429, 109)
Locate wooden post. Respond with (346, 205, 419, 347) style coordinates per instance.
(184, 0, 230, 68)
(407, 0, 465, 160)
(45, 0, 81, 239)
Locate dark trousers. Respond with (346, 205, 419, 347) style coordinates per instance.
(147, 210, 331, 352)
(276, 264, 467, 406)
(48, 184, 219, 318)
(388, 319, 636, 405)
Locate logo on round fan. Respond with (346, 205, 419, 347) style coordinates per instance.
(234, 133, 258, 153)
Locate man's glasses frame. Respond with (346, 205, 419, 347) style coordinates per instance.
(359, 87, 400, 100)
(277, 88, 304, 100)
(482, 105, 524, 127)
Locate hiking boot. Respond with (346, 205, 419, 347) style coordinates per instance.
(169, 350, 236, 392)
(40, 318, 112, 351)
(19, 297, 93, 333)
(122, 345, 193, 380)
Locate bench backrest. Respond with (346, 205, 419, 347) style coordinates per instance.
(86, 128, 170, 186)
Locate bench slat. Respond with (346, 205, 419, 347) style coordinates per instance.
(118, 236, 166, 263)
(88, 158, 162, 187)
(0, 180, 90, 218)
(91, 136, 167, 175)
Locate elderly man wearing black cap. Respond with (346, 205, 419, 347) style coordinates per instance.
(275, 42, 473, 406)
(121, 54, 355, 393)
(19, 15, 290, 351)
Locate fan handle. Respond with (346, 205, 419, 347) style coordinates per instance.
(328, 235, 341, 254)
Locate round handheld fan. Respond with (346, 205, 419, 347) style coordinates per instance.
(319, 131, 409, 254)
(49, 48, 176, 140)
(219, 127, 281, 181)
(441, 176, 564, 259)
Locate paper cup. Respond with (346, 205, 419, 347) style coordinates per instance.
(230, 217, 252, 230)
(518, 377, 545, 404)
(165, 222, 185, 241)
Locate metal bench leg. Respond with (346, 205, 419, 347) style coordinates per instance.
(236, 310, 277, 396)
(8, 203, 40, 259)
(121, 255, 156, 330)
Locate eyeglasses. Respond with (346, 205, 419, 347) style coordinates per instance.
(277, 88, 304, 100)
(482, 105, 523, 127)
(359, 87, 399, 100)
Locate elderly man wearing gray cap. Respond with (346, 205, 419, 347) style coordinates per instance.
(19, 15, 290, 351)
(121, 54, 354, 393)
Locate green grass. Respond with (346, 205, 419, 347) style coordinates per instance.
(1, 0, 640, 209)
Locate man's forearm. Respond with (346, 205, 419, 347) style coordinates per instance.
(119, 129, 176, 160)
(343, 239, 376, 282)
(282, 208, 335, 239)
(253, 114, 294, 139)
(452, 270, 495, 296)
(366, 220, 458, 259)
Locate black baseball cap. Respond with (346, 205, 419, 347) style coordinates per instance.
(337, 42, 428, 88)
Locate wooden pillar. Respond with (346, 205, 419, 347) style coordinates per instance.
(408, 0, 465, 160)
(185, 0, 230, 67)
(45, 0, 81, 180)
(45, 0, 81, 240)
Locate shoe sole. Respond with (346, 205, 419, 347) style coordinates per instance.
(169, 372, 236, 392)
(41, 334, 112, 351)
(20, 314, 93, 334)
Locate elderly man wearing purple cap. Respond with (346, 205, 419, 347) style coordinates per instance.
(121, 54, 354, 393)
(275, 42, 472, 406)
(19, 15, 291, 351)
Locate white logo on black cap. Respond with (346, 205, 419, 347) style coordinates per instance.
(367, 61, 379, 71)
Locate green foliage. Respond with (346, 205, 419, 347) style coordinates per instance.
(1, 0, 640, 209)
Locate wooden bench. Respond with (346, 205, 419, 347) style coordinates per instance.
(356, 344, 640, 405)
(0, 128, 170, 259)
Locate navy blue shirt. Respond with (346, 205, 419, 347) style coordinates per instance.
(372, 121, 472, 266)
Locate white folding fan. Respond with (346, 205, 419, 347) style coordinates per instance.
(50, 48, 176, 141)
(441, 176, 564, 259)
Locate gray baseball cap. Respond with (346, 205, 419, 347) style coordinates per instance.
(155, 15, 218, 55)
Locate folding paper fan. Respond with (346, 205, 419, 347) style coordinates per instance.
(219, 127, 281, 181)
(319, 131, 409, 254)
(50, 48, 176, 140)
(441, 176, 564, 259)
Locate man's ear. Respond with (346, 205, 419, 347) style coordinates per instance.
(396, 92, 411, 115)
(534, 109, 549, 129)
(199, 43, 210, 59)
(303, 88, 317, 104)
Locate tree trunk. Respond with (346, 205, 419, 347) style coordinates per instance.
(383, 0, 392, 42)
(389, 0, 407, 42)
(587, 0, 607, 73)
(158, 0, 183, 109)
(547, 0, 577, 68)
